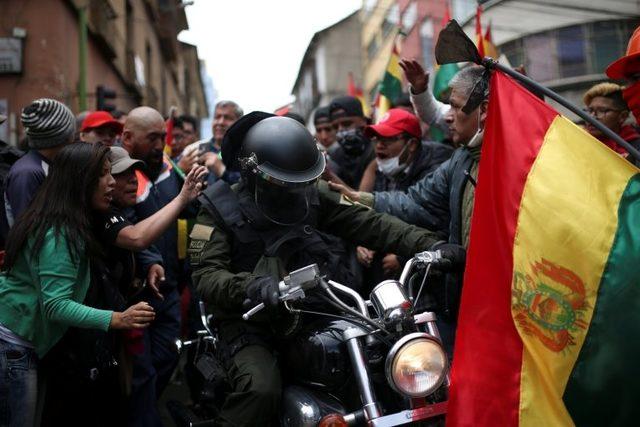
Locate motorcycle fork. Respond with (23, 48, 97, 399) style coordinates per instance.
(344, 328, 382, 422)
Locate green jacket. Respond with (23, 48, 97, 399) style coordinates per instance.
(190, 181, 438, 320)
(0, 228, 113, 357)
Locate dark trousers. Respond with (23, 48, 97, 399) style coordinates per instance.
(216, 344, 281, 427)
(128, 287, 181, 427)
(0, 339, 37, 427)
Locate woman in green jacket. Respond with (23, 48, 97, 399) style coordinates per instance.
(0, 143, 155, 427)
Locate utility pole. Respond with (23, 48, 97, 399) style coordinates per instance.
(78, 1, 89, 111)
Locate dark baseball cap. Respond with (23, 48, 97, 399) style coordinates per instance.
(313, 106, 331, 125)
(329, 96, 364, 120)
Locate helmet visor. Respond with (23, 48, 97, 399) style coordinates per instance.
(254, 178, 316, 226)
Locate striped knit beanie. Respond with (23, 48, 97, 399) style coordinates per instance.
(21, 98, 75, 149)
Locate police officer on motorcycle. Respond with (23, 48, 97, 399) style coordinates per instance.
(189, 112, 463, 426)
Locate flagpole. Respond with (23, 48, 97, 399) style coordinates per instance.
(484, 58, 640, 162)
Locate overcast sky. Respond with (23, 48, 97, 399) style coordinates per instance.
(180, 0, 362, 112)
(180, 0, 361, 115)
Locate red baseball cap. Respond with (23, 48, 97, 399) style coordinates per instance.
(80, 111, 123, 133)
(607, 26, 640, 79)
(364, 108, 421, 139)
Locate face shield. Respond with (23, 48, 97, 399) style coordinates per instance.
(242, 151, 325, 226)
(254, 177, 317, 226)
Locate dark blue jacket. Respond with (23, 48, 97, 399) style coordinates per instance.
(373, 141, 454, 194)
(125, 158, 182, 287)
(373, 146, 476, 244)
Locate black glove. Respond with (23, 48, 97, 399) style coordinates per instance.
(431, 242, 466, 272)
(244, 276, 280, 313)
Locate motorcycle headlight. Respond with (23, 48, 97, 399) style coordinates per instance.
(385, 333, 447, 398)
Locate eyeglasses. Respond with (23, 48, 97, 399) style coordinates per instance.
(583, 107, 623, 118)
(373, 136, 405, 148)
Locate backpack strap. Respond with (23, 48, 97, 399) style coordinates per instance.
(198, 181, 261, 245)
(198, 180, 246, 230)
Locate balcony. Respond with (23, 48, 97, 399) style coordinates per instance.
(87, 0, 119, 60)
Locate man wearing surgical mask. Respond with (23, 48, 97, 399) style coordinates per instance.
(355, 108, 452, 285)
(366, 108, 452, 192)
(328, 96, 376, 188)
(329, 66, 487, 352)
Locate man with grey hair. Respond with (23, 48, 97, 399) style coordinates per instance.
(330, 65, 488, 352)
(182, 100, 243, 184)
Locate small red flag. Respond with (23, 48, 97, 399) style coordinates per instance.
(475, 5, 485, 58)
(441, 1, 451, 28)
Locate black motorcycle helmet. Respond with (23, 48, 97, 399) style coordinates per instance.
(221, 112, 326, 225)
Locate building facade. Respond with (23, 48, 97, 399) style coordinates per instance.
(361, 0, 449, 102)
(291, 11, 363, 124)
(0, 0, 208, 145)
(458, 0, 640, 117)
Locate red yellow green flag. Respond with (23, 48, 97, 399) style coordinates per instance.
(475, 6, 485, 58)
(474, 6, 498, 59)
(433, 2, 459, 102)
(377, 44, 402, 119)
(347, 72, 371, 117)
(482, 21, 499, 59)
(447, 70, 640, 427)
(164, 116, 174, 156)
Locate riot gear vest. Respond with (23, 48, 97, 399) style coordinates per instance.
(198, 180, 358, 292)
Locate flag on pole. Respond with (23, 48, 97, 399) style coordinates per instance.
(164, 116, 174, 156)
(347, 72, 371, 117)
(377, 44, 403, 119)
(475, 5, 485, 58)
(482, 21, 499, 59)
(447, 70, 640, 427)
(433, 1, 460, 102)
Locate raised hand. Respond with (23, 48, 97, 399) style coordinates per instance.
(179, 165, 208, 202)
(399, 59, 429, 94)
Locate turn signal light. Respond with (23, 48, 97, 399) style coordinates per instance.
(319, 413, 348, 427)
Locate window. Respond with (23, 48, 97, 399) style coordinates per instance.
(524, 33, 556, 82)
(420, 19, 435, 69)
(590, 21, 624, 74)
(382, 4, 400, 38)
(402, 2, 418, 33)
(501, 39, 524, 71)
(557, 26, 586, 78)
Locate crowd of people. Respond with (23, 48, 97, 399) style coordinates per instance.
(0, 24, 639, 427)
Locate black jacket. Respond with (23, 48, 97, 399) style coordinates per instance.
(373, 140, 454, 193)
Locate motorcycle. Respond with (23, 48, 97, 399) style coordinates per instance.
(168, 250, 451, 426)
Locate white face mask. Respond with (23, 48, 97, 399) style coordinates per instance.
(465, 109, 484, 148)
(466, 128, 484, 148)
(376, 144, 409, 177)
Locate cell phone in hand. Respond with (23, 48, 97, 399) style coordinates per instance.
(196, 139, 213, 155)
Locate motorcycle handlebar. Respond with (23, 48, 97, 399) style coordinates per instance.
(242, 252, 448, 320)
(398, 250, 448, 286)
(242, 264, 321, 320)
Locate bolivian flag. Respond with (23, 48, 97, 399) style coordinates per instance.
(377, 45, 402, 119)
(447, 71, 640, 426)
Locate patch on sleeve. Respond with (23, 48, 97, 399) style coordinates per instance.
(339, 194, 356, 206)
(190, 224, 214, 241)
(188, 239, 207, 266)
